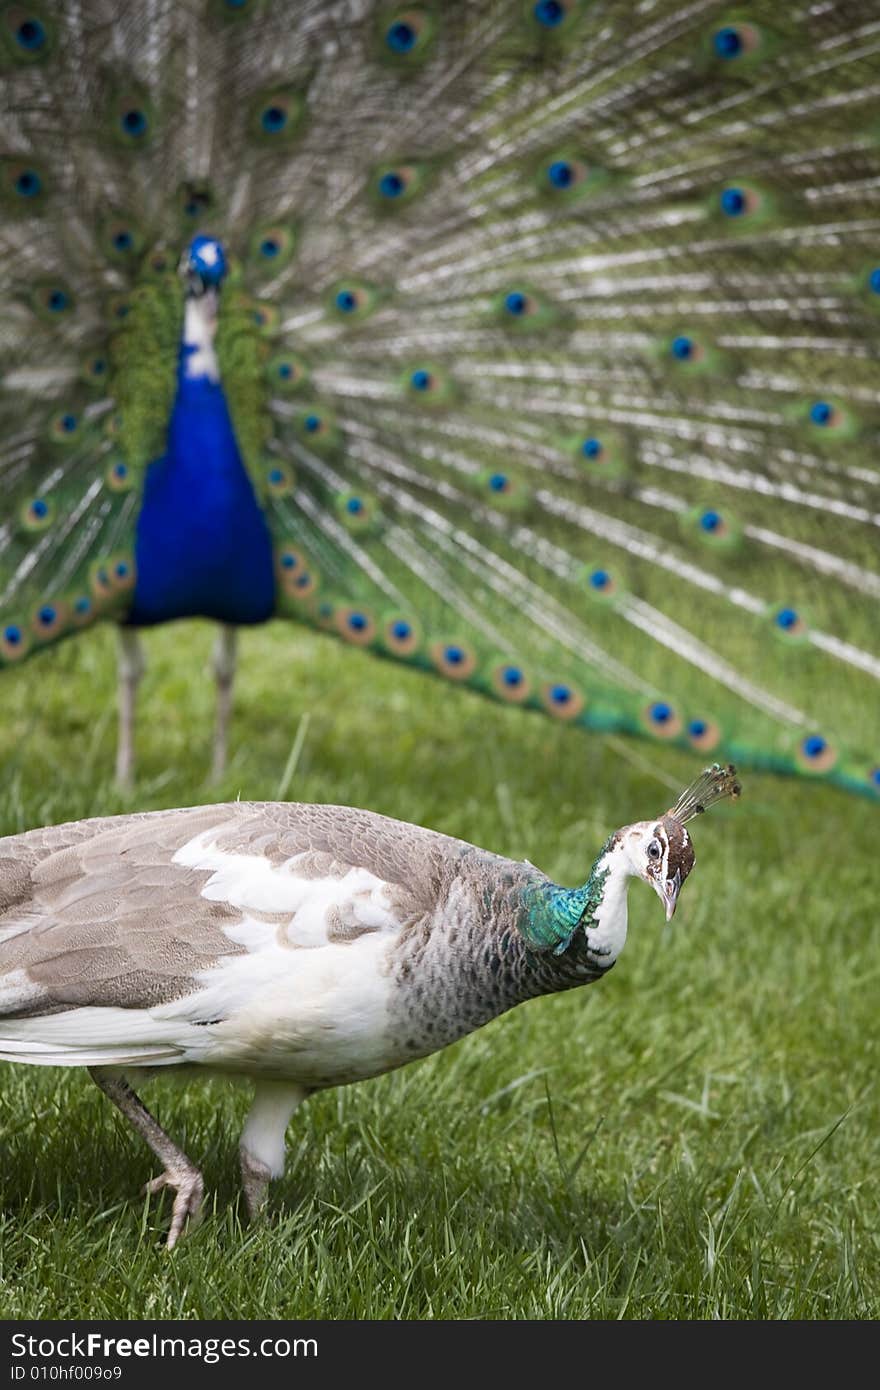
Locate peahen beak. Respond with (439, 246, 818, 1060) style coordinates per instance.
(660, 868, 681, 921)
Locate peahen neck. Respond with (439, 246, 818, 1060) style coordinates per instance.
(524, 833, 630, 974)
(387, 834, 633, 1062)
(127, 289, 276, 628)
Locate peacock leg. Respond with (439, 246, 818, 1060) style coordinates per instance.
(88, 1068, 204, 1250)
(211, 624, 238, 781)
(116, 627, 145, 790)
(239, 1080, 308, 1220)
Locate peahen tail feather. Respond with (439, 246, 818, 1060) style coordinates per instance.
(2, 0, 879, 797)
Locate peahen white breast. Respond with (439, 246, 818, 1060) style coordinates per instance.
(0, 0, 878, 794)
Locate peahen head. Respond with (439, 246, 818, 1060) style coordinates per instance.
(617, 763, 741, 920)
(181, 234, 228, 296)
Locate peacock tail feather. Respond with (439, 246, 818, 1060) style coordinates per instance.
(2, 0, 879, 796)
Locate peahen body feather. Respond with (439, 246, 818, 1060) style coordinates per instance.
(1, 0, 879, 795)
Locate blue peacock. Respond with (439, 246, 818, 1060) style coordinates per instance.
(1, 0, 879, 796)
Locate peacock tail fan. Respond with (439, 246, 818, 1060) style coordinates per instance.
(1, 0, 879, 798)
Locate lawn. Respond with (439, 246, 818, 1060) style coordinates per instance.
(0, 621, 876, 1319)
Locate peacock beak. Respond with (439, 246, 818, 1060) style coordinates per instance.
(179, 255, 205, 297)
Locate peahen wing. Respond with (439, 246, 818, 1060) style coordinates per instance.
(1, 1, 879, 797)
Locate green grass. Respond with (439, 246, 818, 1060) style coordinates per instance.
(0, 621, 877, 1319)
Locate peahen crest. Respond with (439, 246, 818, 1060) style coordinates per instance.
(1, 0, 879, 796)
(667, 764, 742, 826)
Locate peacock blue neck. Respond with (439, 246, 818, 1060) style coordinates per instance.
(127, 298, 276, 628)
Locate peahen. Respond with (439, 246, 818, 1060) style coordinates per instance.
(1, 0, 878, 795)
(0, 764, 740, 1246)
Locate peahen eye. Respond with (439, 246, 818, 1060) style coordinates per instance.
(648, 840, 662, 861)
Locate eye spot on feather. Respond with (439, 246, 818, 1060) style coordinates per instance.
(547, 159, 573, 187)
(541, 681, 584, 720)
(262, 105, 287, 133)
(1, 623, 29, 661)
(870, 767, 880, 791)
(22, 496, 53, 532)
(720, 186, 745, 216)
(712, 23, 759, 59)
(505, 291, 528, 317)
(411, 368, 432, 390)
(336, 607, 376, 646)
(383, 615, 420, 655)
(809, 399, 839, 428)
(581, 437, 603, 459)
(588, 567, 614, 595)
(105, 458, 136, 492)
(380, 171, 405, 197)
(32, 601, 67, 640)
(14, 16, 46, 50)
(687, 717, 721, 751)
(387, 19, 416, 51)
(870, 268, 880, 295)
(491, 662, 532, 703)
(797, 733, 837, 773)
(48, 410, 80, 443)
(671, 335, 694, 360)
(121, 108, 148, 137)
(643, 700, 682, 738)
(533, 0, 572, 29)
(774, 605, 805, 637)
(109, 555, 136, 592)
(15, 168, 41, 197)
(49, 290, 68, 312)
(383, 10, 434, 60)
(431, 640, 478, 681)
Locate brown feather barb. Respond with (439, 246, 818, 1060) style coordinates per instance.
(667, 764, 741, 826)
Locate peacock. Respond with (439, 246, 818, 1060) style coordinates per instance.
(0, 763, 740, 1246)
(1, 0, 879, 796)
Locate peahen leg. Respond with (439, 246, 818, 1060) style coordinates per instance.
(115, 627, 145, 790)
(211, 625, 238, 782)
(239, 1080, 308, 1221)
(88, 1068, 204, 1250)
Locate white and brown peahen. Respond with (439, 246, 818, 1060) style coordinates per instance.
(0, 764, 740, 1246)
(1, 0, 878, 795)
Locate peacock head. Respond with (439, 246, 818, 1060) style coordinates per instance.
(617, 763, 740, 920)
(181, 235, 228, 296)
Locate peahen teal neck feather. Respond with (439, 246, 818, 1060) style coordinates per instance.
(522, 840, 615, 956)
(1, 1, 879, 795)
